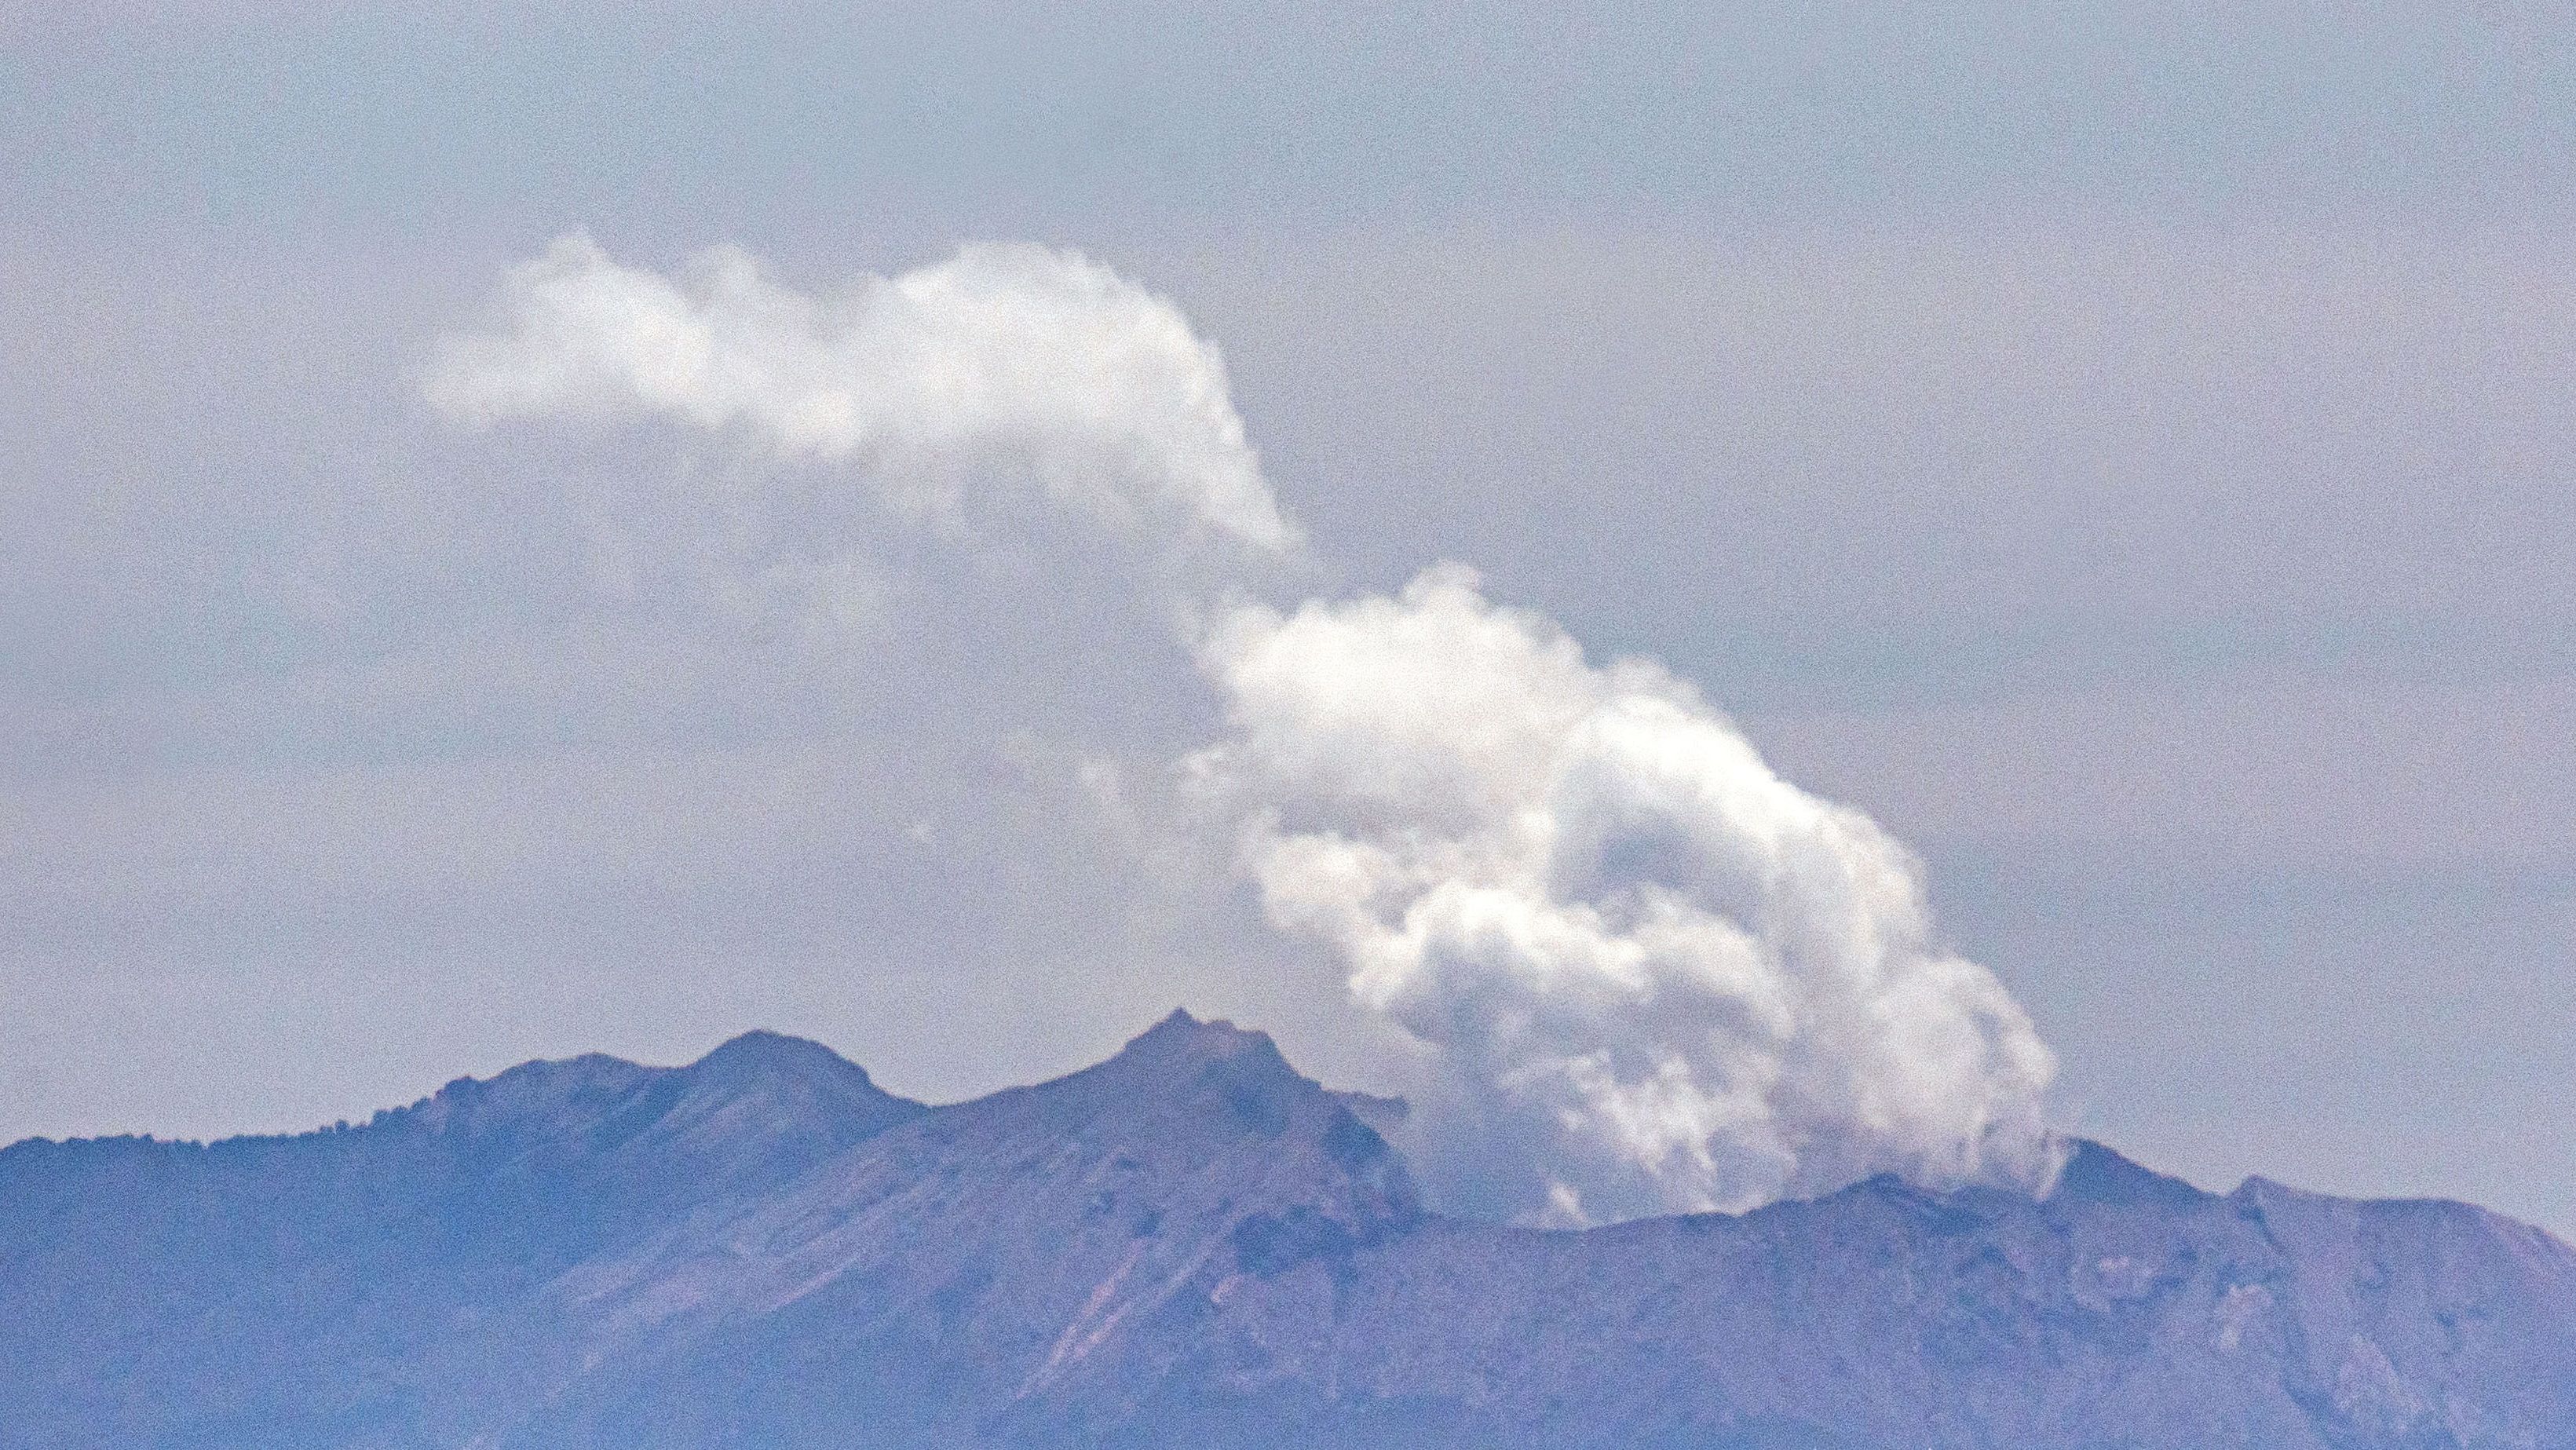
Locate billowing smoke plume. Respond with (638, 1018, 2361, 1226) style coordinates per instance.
(427, 235, 1298, 558)
(433, 237, 2062, 1225)
(1187, 566, 2060, 1222)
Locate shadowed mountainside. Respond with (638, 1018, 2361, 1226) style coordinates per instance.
(5, 1012, 2573, 1448)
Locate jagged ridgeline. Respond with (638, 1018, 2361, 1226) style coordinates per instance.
(5, 1014, 2574, 1448)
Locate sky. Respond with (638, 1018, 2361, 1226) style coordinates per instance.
(4, 2, 2574, 1231)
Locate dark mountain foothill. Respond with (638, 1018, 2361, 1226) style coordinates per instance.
(5, 1010, 2572, 1448)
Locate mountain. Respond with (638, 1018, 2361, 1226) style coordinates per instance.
(5, 1012, 2573, 1448)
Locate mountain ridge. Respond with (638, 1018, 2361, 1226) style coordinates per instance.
(5, 1011, 2572, 1448)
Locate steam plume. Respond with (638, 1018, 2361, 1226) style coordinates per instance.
(427, 235, 1298, 557)
(433, 238, 2060, 1224)
(1188, 566, 2060, 1222)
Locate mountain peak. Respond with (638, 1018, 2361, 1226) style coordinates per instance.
(2051, 1138, 2209, 1210)
(1128, 1004, 1215, 1042)
(1113, 1006, 1288, 1072)
(652, 1029, 924, 1156)
(703, 1026, 826, 1056)
(689, 1028, 878, 1087)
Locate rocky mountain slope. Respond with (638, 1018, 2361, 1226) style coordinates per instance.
(5, 1012, 2572, 1448)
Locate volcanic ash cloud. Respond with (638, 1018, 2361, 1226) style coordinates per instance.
(1188, 564, 2062, 1224)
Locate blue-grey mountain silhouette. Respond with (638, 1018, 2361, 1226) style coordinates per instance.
(5, 1012, 2572, 1448)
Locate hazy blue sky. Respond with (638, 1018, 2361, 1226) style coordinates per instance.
(5, 4, 2574, 1230)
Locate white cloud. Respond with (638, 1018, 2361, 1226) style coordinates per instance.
(1189, 565, 2062, 1222)
(426, 234, 1299, 558)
